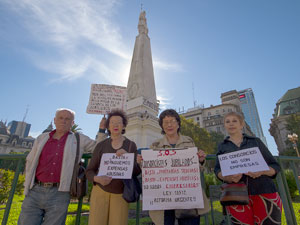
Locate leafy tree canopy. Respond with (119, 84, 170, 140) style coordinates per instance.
(180, 116, 224, 155)
(281, 113, 300, 156)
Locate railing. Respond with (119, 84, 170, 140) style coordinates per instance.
(0, 154, 299, 225)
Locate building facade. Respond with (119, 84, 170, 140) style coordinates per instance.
(0, 121, 34, 154)
(238, 88, 267, 146)
(269, 86, 300, 153)
(181, 90, 253, 136)
(7, 120, 31, 138)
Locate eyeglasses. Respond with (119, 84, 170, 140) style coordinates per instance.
(162, 120, 177, 126)
(110, 122, 123, 126)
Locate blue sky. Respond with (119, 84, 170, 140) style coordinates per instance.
(0, 0, 299, 155)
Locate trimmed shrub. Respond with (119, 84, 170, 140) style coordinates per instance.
(284, 169, 298, 198)
(0, 169, 25, 204)
(204, 172, 222, 197)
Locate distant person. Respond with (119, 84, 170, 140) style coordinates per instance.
(18, 108, 104, 225)
(214, 111, 282, 225)
(86, 109, 141, 225)
(137, 109, 210, 225)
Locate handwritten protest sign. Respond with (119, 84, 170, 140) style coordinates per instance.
(97, 153, 134, 179)
(141, 147, 204, 211)
(218, 147, 269, 176)
(86, 84, 127, 114)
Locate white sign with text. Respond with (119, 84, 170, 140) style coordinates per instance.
(218, 147, 269, 176)
(86, 84, 127, 114)
(97, 153, 134, 179)
(141, 147, 204, 211)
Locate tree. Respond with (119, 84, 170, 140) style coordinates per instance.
(286, 113, 300, 135)
(209, 131, 225, 154)
(180, 116, 225, 170)
(71, 124, 82, 133)
(281, 113, 300, 156)
(180, 116, 215, 154)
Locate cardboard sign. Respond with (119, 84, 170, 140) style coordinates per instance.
(86, 84, 127, 114)
(218, 147, 269, 176)
(141, 147, 204, 210)
(97, 153, 134, 179)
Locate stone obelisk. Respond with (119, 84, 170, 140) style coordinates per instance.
(125, 11, 162, 148)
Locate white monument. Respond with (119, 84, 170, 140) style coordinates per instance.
(125, 11, 162, 148)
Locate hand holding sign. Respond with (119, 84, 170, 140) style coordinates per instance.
(116, 148, 127, 157)
(197, 149, 206, 163)
(99, 115, 107, 129)
(218, 147, 269, 177)
(221, 173, 243, 183)
(94, 175, 112, 186)
(245, 166, 276, 179)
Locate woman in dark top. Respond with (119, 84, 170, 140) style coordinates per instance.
(86, 110, 141, 225)
(214, 112, 282, 225)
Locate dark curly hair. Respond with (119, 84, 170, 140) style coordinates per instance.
(158, 109, 181, 134)
(106, 109, 128, 135)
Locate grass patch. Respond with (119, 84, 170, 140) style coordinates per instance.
(282, 201, 300, 225)
(66, 215, 89, 225)
(68, 201, 90, 213)
(128, 217, 152, 225)
(0, 195, 23, 225)
(1, 194, 300, 225)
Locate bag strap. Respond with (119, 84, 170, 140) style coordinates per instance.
(74, 132, 80, 166)
(71, 132, 80, 193)
(127, 140, 133, 153)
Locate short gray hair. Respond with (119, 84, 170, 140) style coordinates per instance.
(55, 108, 75, 121)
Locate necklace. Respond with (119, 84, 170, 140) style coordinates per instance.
(229, 138, 243, 147)
(111, 136, 124, 150)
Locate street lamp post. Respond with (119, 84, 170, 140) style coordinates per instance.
(288, 133, 299, 157)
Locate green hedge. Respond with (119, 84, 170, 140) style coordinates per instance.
(0, 169, 25, 204)
(284, 169, 298, 198)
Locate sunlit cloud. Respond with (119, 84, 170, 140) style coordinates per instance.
(29, 131, 42, 138)
(154, 59, 183, 72)
(157, 92, 172, 111)
(1, 0, 182, 84)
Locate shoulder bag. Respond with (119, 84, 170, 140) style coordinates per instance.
(122, 141, 142, 203)
(220, 180, 249, 206)
(70, 132, 88, 199)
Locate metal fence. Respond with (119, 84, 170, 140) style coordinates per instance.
(0, 153, 299, 225)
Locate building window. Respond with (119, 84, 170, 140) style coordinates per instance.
(12, 140, 17, 146)
(208, 112, 211, 116)
(216, 110, 219, 114)
(22, 142, 27, 147)
(228, 108, 232, 112)
(197, 117, 199, 121)
(216, 127, 221, 132)
(28, 143, 33, 148)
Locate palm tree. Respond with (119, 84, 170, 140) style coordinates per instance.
(71, 124, 82, 133)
